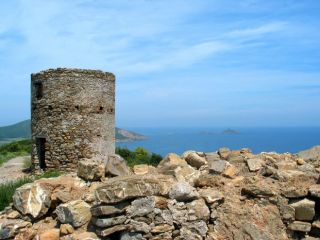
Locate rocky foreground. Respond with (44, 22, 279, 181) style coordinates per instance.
(1, 147, 320, 240)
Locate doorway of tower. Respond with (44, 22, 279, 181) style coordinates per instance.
(36, 137, 46, 169)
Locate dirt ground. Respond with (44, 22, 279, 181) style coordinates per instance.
(0, 156, 29, 184)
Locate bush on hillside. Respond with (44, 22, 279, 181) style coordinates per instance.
(0, 139, 32, 166)
(116, 147, 162, 167)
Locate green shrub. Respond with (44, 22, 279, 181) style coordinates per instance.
(0, 139, 32, 166)
(116, 147, 163, 167)
(0, 170, 61, 211)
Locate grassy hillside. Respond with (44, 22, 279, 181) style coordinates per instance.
(0, 120, 31, 138)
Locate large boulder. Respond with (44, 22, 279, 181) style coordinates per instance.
(77, 160, 105, 181)
(12, 182, 52, 219)
(105, 154, 132, 176)
(12, 176, 87, 219)
(55, 200, 91, 227)
(95, 174, 176, 204)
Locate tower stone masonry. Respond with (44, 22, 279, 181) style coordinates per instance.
(31, 68, 115, 171)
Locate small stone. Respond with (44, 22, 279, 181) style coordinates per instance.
(169, 182, 199, 201)
(7, 210, 20, 219)
(105, 154, 132, 176)
(173, 165, 201, 186)
(290, 198, 315, 221)
(38, 229, 60, 240)
(77, 160, 105, 181)
(209, 160, 227, 174)
(282, 187, 308, 198)
(158, 153, 188, 169)
(198, 188, 224, 204)
(205, 152, 220, 162)
(91, 215, 126, 227)
(184, 152, 207, 169)
(288, 221, 311, 232)
(296, 158, 305, 165)
(222, 163, 238, 178)
(186, 198, 210, 220)
(309, 184, 320, 198)
(56, 200, 91, 227)
(120, 232, 145, 240)
(218, 147, 231, 159)
(91, 202, 129, 216)
(126, 197, 155, 217)
(151, 224, 174, 233)
(247, 158, 264, 172)
(133, 164, 156, 175)
(96, 225, 128, 237)
(60, 224, 74, 235)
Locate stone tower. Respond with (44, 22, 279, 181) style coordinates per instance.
(31, 68, 115, 171)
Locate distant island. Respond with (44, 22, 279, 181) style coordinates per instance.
(222, 129, 240, 135)
(0, 120, 146, 143)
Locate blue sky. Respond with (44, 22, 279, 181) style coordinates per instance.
(0, 0, 319, 127)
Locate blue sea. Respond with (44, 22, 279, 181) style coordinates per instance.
(116, 127, 320, 156)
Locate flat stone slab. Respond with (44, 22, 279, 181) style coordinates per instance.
(95, 174, 176, 204)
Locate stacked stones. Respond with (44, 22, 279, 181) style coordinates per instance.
(2, 147, 320, 239)
(31, 68, 115, 172)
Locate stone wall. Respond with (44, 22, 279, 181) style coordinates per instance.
(31, 68, 115, 171)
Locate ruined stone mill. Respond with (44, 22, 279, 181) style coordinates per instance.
(31, 68, 115, 171)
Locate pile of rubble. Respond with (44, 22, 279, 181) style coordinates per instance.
(1, 147, 320, 240)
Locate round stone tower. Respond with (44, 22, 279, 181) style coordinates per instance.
(31, 68, 115, 171)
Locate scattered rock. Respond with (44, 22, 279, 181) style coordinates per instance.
(288, 221, 311, 232)
(198, 188, 224, 204)
(77, 160, 105, 181)
(169, 182, 199, 201)
(126, 197, 155, 217)
(184, 152, 207, 169)
(218, 147, 231, 160)
(37, 228, 60, 240)
(158, 153, 188, 169)
(290, 198, 315, 221)
(60, 223, 74, 235)
(247, 158, 264, 171)
(91, 202, 129, 216)
(222, 163, 238, 178)
(105, 154, 132, 176)
(309, 184, 320, 198)
(208, 160, 227, 174)
(56, 200, 91, 227)
(133, 164, 156, 175)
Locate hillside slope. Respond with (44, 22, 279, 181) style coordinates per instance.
(0, 120, 146, 142)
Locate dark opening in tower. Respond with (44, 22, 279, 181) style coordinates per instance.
(34, 82, 43, 99)
(36, 137, 46, 169)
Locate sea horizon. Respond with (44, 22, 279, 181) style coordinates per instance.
(117, 126, 320, 156)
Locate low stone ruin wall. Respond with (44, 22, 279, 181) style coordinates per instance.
(1, 147, 320, 240)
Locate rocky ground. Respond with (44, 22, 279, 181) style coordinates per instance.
(1, 147, 320, 240)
